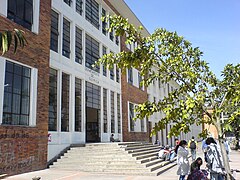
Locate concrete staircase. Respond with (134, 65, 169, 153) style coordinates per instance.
(49, 142, 177, 176)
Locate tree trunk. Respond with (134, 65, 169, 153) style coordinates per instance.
(216, 124, 232, 179)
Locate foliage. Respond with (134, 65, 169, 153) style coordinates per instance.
(97, 15, 240, 179)
(0, 29, 27, 54)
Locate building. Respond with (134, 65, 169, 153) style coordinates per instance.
(0, 0, 51, 175)
(0, 0, 201, 176)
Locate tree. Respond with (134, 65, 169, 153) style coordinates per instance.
(0, 28, 27, 54)
(97, 15, 240, 179)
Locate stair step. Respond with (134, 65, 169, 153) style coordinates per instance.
(144, 158, 164, 167)
(50, 142, 177, 176)
(131, 148, 159, 157)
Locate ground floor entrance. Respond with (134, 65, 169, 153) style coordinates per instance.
(86, 107, 100, 142)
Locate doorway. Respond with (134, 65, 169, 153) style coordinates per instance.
(86, 107, 100, 142)
(85, 82, 101, 143)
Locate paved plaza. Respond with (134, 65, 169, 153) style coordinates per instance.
(5, 148, 240, 180)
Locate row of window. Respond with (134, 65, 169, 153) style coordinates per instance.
(50, 9, 120, 82)
(48, 68, 121, 133)
(63, 0, 119, 44)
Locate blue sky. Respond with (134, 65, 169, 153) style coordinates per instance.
(124, 0, 240, 78)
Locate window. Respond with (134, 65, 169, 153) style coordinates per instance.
(75, 27, 82, 64)
(129, 102, 134, 131)
(116, 68, 120, 83)
(103, 88, 108, 133)
(75, 78, 82, 132)
(117, 94, 121, 133)
(85, 0, 99, 29)
(140, 118, 145, 132)
(49, 68, 58, 131)
(85, 82, 101, 109)
(102, 8, 107, 35)
(115, 36, 119, 46)
(109, 19, 114, 41)
(2, 61, 31, 125)
(102, 46, 107, 76)
(158, 80, 161, 89)
(128, 68, 133, 84)
(7, 0, 33, 30)
(62, 18, 71, 58)
(76, 0, 83, 15)
(85, 35, 100, 72)
(111, 91, 115, 133)
(138, 72, 143, 90)
(61, 73, 70, 131)
(64, 0, 72, 6)
(110, 67, 114, 80)
(50, 10, 59, 52)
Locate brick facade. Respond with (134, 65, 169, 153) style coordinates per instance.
(120, 36, 149, 142)
(0, 0, 51, 175)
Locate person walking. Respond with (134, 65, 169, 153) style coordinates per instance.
(202, 138, 208, 162)
(188, 136, 197, 161)
(205, 137, 225, 180)
(175, 140, 190, 180)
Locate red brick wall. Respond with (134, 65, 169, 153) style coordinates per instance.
(0, 0, 51, 175)
(120, 36, 149, 142)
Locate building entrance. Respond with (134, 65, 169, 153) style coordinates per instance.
(86, 107, 100, 142)
(85, 82, 101, 143)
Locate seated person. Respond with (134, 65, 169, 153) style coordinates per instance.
(169, 147, 177, 162)
(158, 145, 171, 161)
(110, 134, 115, 142)
(187, 157, 209, 180)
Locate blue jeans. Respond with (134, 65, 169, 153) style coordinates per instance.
(210, 173, 224, 180)
(179, 175, 186, 180)
(191, 148, 196, 161)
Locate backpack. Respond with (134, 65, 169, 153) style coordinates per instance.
(190, 140, 196, 149)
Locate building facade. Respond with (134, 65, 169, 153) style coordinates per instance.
(0, 0, 201, 176)
(0, 0, 51, 175)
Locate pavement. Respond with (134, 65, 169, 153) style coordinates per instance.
(4, 149, 240, 180)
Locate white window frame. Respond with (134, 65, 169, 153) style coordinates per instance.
(0, 0, 40, 34)
(128, 101, 146, 132)
(0, 57, 38, 126)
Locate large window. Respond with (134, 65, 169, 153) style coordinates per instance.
(117, 94, 121, 133)
(85, 0, 99, 29)
(75, 27, 82, 64)
(129, 102, 134, 131)
(138, 72, 143, 90)
(61, 73, 70, 131)
(64, 0, 71, 6)
(86, 82, 100, 109)
(75, 78, 82, 132)
(2, 61, 31, 125)
(102, 8, 107, 35)
(116, 68, 120, 83)
(128, 68, 133, 84)
(102, 46, 107, 76)
(49, 68, 58, 131)
(7, 0, 33, 30)
(110, 91, 115, 133)
(62, 17, 71, 58)
(85, 34, 99, 72)
(109, 19, 114, 41)
(76, 0, 83, 15)
(50, 10, 59, 52)
(103, 88, 108, 133)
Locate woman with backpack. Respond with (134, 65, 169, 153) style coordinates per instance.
(176, 140, 190, 180)
(188, 136, 198, 161)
